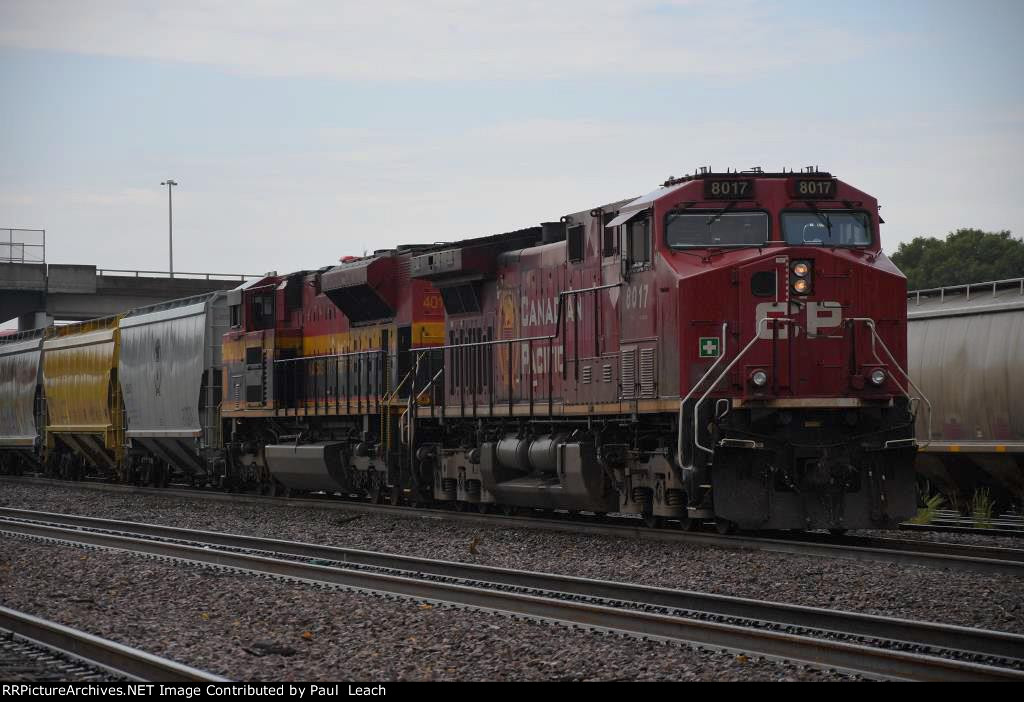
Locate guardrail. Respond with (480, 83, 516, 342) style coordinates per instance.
(909, 277, 1024, 304)
(1, 229, 45, 264)
(96, 268, 262, 281)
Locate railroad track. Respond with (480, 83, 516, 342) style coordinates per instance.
(916, 511, 1024, 534)
(3, 476, 1023, 576)
(935, 509, 1024, 523)
(1, 509, 1023, 681)
(904, 509, 1024, 535)
(901, 523, 1024, 537)
(0, 606, 228, 682)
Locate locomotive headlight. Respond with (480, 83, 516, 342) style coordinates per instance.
(750, 369, 769, 387)
(790, 260, 813, 295)
(869, 369, 887, 386)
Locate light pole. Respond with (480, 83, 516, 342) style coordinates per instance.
(161, 179, 178, 278)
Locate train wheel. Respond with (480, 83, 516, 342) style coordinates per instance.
(389, 485, 403, 506)
(501, 504, 518, 517)
(828, 528, 848, 536)
(477, 503, 491, 515)
(677, 515, 700, 532)
(643, 511, 663, 529)
(455, 501, 468, 512)
(715, 519, 737, 535)
(368, 484, 385, 505)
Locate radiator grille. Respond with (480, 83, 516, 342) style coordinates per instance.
(602, 364, 612, 383)
(620, 348, 636, 399)
(639, 347, 656, 398)
(582, 365, 592, 384)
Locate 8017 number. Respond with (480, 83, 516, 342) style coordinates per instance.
(793, 179, 835, 198)
(704, 179, 754, 199)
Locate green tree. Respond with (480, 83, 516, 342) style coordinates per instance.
(891, 229, 1024, 290)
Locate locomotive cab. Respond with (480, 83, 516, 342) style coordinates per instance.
(651, 170, 920, 531)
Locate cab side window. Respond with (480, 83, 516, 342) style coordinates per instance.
(567, 224, 584, 263)
(626, 216, 650, 267)
(602, 212, 618, 256)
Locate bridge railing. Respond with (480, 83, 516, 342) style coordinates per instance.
(96, 269, 263, 281)
(909, 277, 1024, 304)
(1, 229, 45, 264)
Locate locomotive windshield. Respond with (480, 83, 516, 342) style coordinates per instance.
(782, 211, 871, 246)
(665, 212, 769, 248)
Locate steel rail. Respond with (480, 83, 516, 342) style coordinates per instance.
(1, 519, 1021, 682)
(779, 531, 1024, 564)
(3, 476, 1023, 576)
(901, 523, 1024, 538)
(0, 606, 228, 682)
(1, 508, 1022, 665)
(928, 519, 1024, 528)
(935, 510, 1024, 523)
(916, 515, 1024, 530)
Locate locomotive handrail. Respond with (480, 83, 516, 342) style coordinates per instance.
(678, 316, 932, 466)
(273, 348, 387, 416)
(691, 317, 794, 457)
(381, 281, 621, 420)
(847, 317, 933, 447)
(400, 365, 444, 445)
(384, 363, 417, 404)
(676, 322, 729, 469)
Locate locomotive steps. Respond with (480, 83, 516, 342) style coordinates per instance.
(0, 508, 1022, 682)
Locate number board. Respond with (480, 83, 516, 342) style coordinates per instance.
(791, 178, 837, 199)
(703, 179, 755, 200)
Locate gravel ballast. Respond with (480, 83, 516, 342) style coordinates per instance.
(1, 481, 1021, 637)
(0, 538, 851, 681)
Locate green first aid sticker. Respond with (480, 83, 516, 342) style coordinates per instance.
(699, 337, 720, 358)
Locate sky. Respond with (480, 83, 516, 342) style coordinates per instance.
(1, 0, 1023, 282)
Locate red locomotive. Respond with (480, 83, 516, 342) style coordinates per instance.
(220, 168, 921, 532)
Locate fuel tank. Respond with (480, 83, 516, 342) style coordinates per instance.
(265, 442, 351, 492)
(480, 437, 617, 512)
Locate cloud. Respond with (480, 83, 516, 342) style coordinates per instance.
(69, 188, 162, 207)
(0, 192, 36, 207)
(0, 0, 867, 81)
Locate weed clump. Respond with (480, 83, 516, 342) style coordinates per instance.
(910, 494, 945, 525)
(971, 488, 994, 529)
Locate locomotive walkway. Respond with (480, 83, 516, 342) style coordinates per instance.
(1, 509, 1021, 681)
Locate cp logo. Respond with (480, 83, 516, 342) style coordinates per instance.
(755, 301, 843, 339)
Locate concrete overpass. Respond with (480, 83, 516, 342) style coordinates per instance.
(1, 262, 260, 330)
